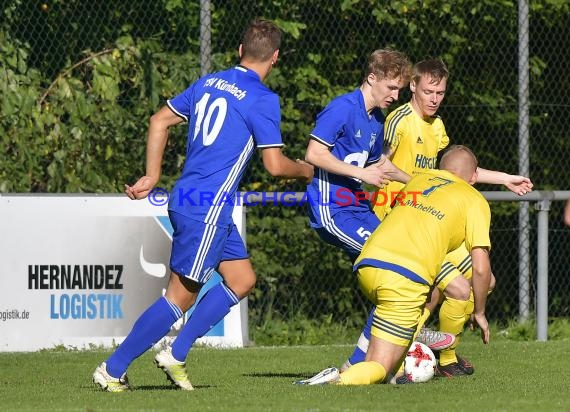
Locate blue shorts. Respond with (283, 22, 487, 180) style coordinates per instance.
(314, 209, 381, 261)
(169, 211, 248, 283)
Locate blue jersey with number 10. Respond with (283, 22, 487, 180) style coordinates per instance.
(167, 65, 284, 225)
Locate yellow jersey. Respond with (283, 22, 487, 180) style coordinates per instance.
(374, 102, 449, 219)
(355, 169, 491, 286)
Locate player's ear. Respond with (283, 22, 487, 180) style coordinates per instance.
(271, 49, 279, 65)
(238, 44, 244, 58)
(367, 72, 376, 85)
(468, 170, 478, 185)
(409, 80, 416, 93)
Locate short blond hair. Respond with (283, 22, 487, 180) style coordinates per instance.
(364, 49, 412, 83)
(412, 58, 449, 84)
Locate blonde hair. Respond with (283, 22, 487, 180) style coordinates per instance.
(412, 58, 449, 85)
(364, 49, 412, 83)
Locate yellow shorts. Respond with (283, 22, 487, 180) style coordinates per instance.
(373, 202, 390, 221)
(357, 266, 431, 346)
(435, 243, 473, 292)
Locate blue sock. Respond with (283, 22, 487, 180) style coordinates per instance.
(171, 282, 239, 362)
(347, 307, 374, 365)
(106, 296, 183, 378)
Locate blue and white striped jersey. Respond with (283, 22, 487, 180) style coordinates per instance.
(167, 65, 284, 225)
(307, 88, 385, 228)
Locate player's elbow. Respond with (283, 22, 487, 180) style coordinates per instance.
(148, 113, 160, 131)
(149, 110, 169, 128)
(472, 265, 492, 285)
(264, 163, 283, 177)
(304, 150, 315, 165)
(149, 106, 181, 131)
(305, 147, 324, 168)
(262, 148, 289, 178)
(489, 272, 496, 293)
(263, 156, 285, 177)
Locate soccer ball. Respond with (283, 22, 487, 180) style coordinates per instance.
(403, 341, 436, 383)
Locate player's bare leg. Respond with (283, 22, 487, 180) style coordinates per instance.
(218, 258, 256, 299)
(164, 272, 202, 311)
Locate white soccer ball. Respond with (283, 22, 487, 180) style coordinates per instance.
(403, 341, 436, 383)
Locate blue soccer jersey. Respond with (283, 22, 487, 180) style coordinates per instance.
(167, 66, 284, 225)
(307, 88, 385, 228)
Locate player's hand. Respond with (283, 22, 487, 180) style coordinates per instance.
(374, 154, 410, 185)
(504, 175, 533, 196)
(125, 176, 158, 200)
(296, 159, 314, 183)
(360, 163, 390, 188)
(472, 313, 490, 344)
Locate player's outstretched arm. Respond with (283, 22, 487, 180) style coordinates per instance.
(468, 271, 496, 331)
(125, 106, 184, 200)
(374, 154, 410, 185)
(382, 144, 396, 159)
(470, 246, 492, 344)
(262, 147, 314, 183)
(475, 168, 533, 196)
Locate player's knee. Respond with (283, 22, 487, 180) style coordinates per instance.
(445, 276, 471, 301)
(226, 272, 256, 299)
(165, 272, 202, 311)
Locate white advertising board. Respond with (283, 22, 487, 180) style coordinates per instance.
(0, 194, 248, 351)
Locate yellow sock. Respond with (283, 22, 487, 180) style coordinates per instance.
(339, 361, 387, 385)
(439, 334, 462, 366)
(438, 297, 469, 366)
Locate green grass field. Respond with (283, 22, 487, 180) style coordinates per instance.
(1, 333, 569, 412)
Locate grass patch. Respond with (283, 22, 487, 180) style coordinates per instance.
(251, 314, 362, 346)
(1, 331, 569, 412)
(496, 317, 570, 341)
